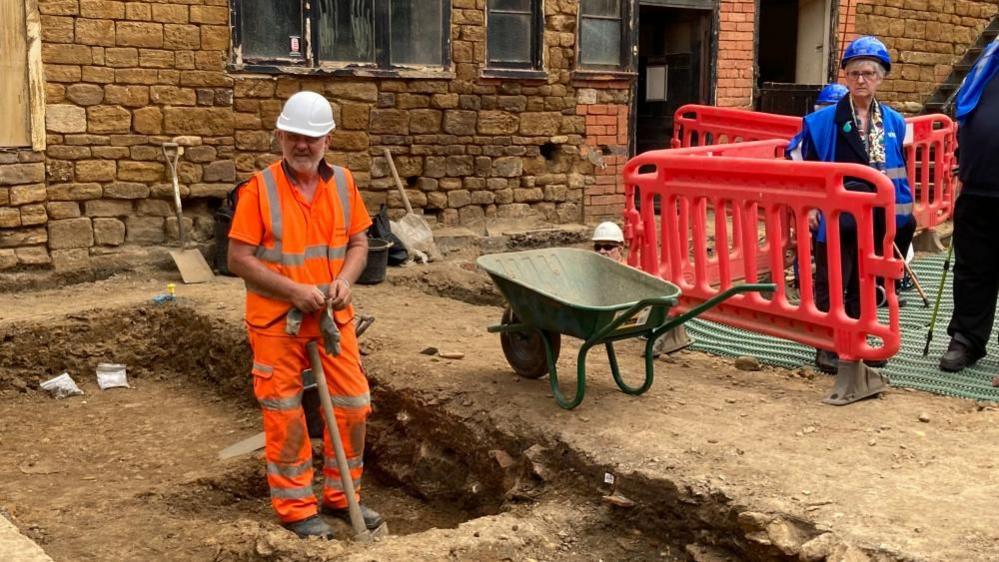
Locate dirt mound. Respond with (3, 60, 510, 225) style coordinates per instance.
(386, 261, 503, 307)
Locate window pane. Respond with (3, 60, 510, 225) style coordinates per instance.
(316, 0, 375, 62)
(581, 0, 620, 17)
(240, 0, 302, 59)
(390, 0, 443, 66)
(580, 17, 621, 67)
(488, 13, 532, 65)
(489, 0, 530, 11)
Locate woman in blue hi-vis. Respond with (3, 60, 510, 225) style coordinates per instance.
(788, 36, 915, 375)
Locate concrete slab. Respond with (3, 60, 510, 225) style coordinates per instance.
(0, 515, 52, 562)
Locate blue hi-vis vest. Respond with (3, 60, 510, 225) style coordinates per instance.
(955, 38, 999, 124)
(787, 103, 913, 242)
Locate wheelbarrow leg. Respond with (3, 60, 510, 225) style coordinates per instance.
(608, 341, 654, 395)
(547, 334, 587, 410)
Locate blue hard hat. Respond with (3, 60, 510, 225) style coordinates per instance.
(816, 83, 848, 105)
(841, 35, 891, 73)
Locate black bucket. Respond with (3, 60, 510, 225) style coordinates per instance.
(357, 238, 392, 285)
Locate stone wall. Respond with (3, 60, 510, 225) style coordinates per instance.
(855, 0, 999, 113)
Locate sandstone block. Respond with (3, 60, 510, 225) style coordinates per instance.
(118, 161, 164, 182)
(76, 18, 115, 46)
(520, 112, 562, 136)
(10, 183, 47, 205)
(66, 83, 104, 106)
(370, 109, 410, 134)
(0, 208, 20, 228)
(431, 94, 460, 109)
(492, 157, 523, 177)
(47, 202, 81, 219)
(93, 217, 126, 245)
(151, 3, 187, 23)
(116, 21, 163, 48)
(19, 204, 48, 226)
(126, 215, 164, 243)
(51, 248, 91, 270)
(75, 159, 116, 182)
(105, 47, 138, 67)
(0, 227, 46, 248)
(188, 183, 230, 198)
(87, 106, 131, 134)
(48, 217, 94, 249)
(138, 199, 173, 216)
(200, 25, 229, 50)
(15, 246, 51, 265)
(39, 1, 79, 16)
(133, 107, 163, 134)
(410, 110, 443, 134)
(196, 160, 233, 184)
(150, 85, 197, 105)
(46, 104, 87, 133)
(325, 82, 378, 102)
(329, 131, 369, 151)
(235, 131, 272, 151)
(104, 182, 149, 199)
(443, 110, 477, 135)
(163, 24, 200, 50)
(446, 155, 474, 176)
(447, 190, 472, 208)
(340, 103, 370, 130)
(47, 182, 103, 201)
(478, 111, 520, 135)
(104, 84, 149, 107)
(42, 43, 93, 65)
(85, 199, 132, 217)
(164, 107, 234, 135)
(185, 146, 217, 163)
(139, 49, 175, 68)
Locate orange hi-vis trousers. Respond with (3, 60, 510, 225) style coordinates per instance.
(248, 321, 370, 524)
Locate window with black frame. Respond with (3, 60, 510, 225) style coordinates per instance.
(234, 0, 448, 70)
(578, 0, 629, 71)
(486, 0, 543, 71)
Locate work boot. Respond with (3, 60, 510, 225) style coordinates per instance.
(939, 337, 985, 372)
(815, 349, 838, 374)
(322, 503, 384, 530)
(284, 515, 335, 540)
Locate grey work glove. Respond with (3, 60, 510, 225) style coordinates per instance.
(319, 303, 341, 357)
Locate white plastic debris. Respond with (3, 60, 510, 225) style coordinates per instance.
(96, 363, 130, 390)
(40, 372, 84, 399)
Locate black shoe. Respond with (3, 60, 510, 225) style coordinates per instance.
(284, 515, 335, 539)
(322, 503, 384, 530)
(815, 349, 838, 374)
(939, 338, 985, 372)
(863, 358, 888, 368)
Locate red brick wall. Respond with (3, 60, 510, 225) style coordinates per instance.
(716, 0, 756, 108)
(578, 101, 628, 221)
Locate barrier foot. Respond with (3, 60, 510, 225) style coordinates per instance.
(651, 325, 693, 356)
(822, 360, 888, 406)
(913, 228, 946, 254)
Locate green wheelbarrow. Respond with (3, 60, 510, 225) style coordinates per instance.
(477, 248, 774, 410)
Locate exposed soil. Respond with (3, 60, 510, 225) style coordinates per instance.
(0, 266, 997, 561)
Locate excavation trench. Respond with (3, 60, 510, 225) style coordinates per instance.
(0, 306, 689, 562)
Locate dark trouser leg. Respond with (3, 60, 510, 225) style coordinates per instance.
(946, 195, 999, 354)
(814, 215, 860, 319)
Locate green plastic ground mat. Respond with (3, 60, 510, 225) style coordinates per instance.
(684, 252, 999, 402)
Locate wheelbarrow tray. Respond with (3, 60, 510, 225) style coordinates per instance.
(477, 248, 681, 341)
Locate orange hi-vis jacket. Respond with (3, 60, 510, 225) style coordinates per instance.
(229, 159, 372, 336)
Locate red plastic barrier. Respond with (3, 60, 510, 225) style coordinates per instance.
(623, 141, 904, 361)
(671, 105, 960, 229)
(905, 114, 958, 231)
(671, 104, 801, 148)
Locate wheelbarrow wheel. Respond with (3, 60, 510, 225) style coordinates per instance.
(500, 307, 561, 379)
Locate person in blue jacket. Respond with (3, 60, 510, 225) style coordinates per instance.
(939, 37, 999, 372)
(789, 36, 916, 374)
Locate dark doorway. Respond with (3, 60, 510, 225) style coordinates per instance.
(756, 0, 833, 116)
(635, 4, 712, 155)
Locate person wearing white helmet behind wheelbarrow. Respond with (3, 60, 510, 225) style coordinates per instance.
(592, 222, 693, 354)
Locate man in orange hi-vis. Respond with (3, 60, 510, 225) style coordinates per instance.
(227, 90, 381, 539)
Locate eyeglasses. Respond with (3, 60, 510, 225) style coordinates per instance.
(594, 243, 620, 252)
(846, 70, 878, 81)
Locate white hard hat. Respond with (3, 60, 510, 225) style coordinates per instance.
(276, 91, 336, 137)
(592, 221, 624, 243)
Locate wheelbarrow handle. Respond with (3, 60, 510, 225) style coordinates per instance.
(649, 283, 775, 341)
